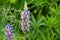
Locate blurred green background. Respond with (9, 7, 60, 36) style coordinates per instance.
(0, 0, 60, 40)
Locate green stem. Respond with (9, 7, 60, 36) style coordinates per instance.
(24, 32, 26, 40)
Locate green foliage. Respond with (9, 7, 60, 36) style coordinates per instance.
(0, 0, 60, 40)
(44, 15, 59, 28)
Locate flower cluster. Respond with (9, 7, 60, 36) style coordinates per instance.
(5, 24, 13, 40)
(21, 2, 30, 33)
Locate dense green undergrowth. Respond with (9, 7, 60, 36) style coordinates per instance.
(0, 0, 60, 40)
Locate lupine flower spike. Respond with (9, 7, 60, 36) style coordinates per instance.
(21, 1, 30, 40)
(5, 24, 13, 40)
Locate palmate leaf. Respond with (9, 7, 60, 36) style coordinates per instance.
(50, 5, 60, 15)
(38, 30, 46, 40)
(28, 28, 46, 40)
(28, 29, 40, 40)
(44, 15, 59, 28)
(46, 31, 56, 40)
(30, 13, 44, 29)
(38, 29, 56, 40)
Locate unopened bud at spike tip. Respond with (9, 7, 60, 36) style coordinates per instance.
(24, 1, 28, 10)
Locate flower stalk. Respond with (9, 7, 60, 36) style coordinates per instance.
(21, 1, 30, 40)
(5, 24, 13, 40)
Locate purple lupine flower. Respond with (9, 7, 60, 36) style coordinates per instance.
(5, 24, 13, 40)
(21, 2, 30, 33)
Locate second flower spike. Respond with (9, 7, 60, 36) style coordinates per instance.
(5, 24, 13, 40)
